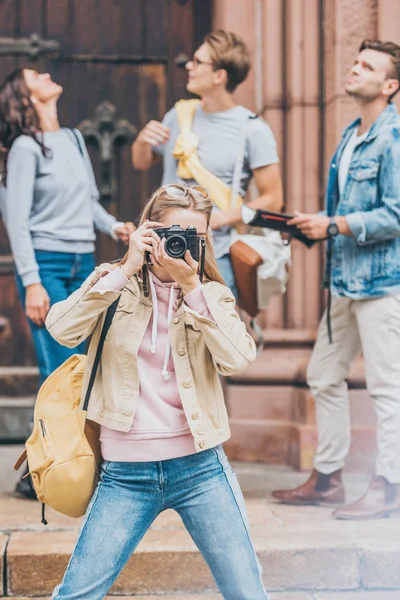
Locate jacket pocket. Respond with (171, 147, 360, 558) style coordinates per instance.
(372, 241, 391, 278)
(349, 160, 379, 181)
(106, 293, 135, 340)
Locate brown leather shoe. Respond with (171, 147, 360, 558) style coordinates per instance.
(272, 469, 345, 506)
(333, 475, 400, 520)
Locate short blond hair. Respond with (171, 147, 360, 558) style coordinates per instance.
(204, 30, 251, 93)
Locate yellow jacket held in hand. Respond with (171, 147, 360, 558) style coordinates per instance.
(172, 99, 243, 211)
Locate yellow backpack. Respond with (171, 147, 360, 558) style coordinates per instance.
(14, 299, 118, 521)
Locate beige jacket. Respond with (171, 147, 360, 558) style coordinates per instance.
(45, 265, 257, 453)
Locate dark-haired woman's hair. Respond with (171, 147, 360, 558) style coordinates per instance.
(0, 69, 49, 184)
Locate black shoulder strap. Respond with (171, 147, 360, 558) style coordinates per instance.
(83, 298, 119, 411)
(64, 127, 84, 157)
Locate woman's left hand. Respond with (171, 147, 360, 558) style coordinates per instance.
(153, 238, 201, 295)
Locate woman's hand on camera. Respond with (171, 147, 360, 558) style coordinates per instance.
(25, 283, 50, 327)
(152, 238, 201, 295)
(120, 221, 163, 279)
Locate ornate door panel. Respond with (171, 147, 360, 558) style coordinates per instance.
(0, 0, 212, 366)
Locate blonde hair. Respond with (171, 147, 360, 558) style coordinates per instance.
(121, 186, 225, 286)
(204, 30, 251, 93)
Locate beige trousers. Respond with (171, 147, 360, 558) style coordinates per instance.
(307, 294, 400, 483)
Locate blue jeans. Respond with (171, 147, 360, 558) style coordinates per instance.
(17, 251, 95, 384)
(52, 446, 269, 599)
(217, 253, 238, 300)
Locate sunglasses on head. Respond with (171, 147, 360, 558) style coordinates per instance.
(161, 184, 210, 201)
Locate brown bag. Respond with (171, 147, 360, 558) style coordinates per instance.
(230, 239, 263, 317)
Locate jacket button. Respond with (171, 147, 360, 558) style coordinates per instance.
(182, 381, 192, 389)
(173, 317, 180, 324)
(192, 413, 199, 420)
(199, 441, 205, 449)
(119, 302, 124, 307)
(178, 348, 185, 356)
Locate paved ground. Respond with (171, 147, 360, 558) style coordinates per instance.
(1, 445, 399, 599)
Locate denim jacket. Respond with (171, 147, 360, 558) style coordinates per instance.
(325, 103, 400, 298)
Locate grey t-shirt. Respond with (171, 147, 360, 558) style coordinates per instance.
(0, 129, 117, 286)
(154, 104, 279, 258)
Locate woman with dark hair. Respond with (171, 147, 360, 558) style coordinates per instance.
(0, 69, 134, 497)
(0, 68, 134, 378)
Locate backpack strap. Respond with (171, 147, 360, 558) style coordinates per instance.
(82, 298, 119, 411)
(63, 127, 84, 157)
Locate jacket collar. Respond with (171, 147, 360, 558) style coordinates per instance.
(342, 102, 398, 143)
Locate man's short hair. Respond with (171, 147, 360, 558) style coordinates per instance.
(360, 39, 400, 100)
(204, 30, 251, 93)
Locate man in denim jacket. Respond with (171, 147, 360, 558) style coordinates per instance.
(273, 40, 400, 520)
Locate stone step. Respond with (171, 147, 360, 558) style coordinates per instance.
(3, 498, 400, 596)
(0, 396, 34, 442)
(229, 349, 366, 388)
(224, 385, 377, 472)
(226, 386, 375, 426)
(9, 594, 400, 600)
(225, 418, 376, 472)
(0, 462, 398, 598)
(0, 366, 39, 396)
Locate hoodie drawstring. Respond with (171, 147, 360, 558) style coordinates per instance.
(162, 285, 175, 381)
(148, 274, 176, 381)
(149, 275, 158, 354)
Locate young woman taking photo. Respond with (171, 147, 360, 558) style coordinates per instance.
(45, 184, 269, 599)
(0, 68, 133, 385)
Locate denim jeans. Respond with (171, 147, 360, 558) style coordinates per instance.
(17, 251, 95, 384)
(217, 253, 238, 300)
(52, 446, 269, 600)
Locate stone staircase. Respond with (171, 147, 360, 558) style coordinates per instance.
(224, 347, 376, 472)
(0, 459, 399, 599)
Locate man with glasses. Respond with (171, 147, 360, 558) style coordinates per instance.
(272, 40, 400, 520)
(132, 29, 283, 296)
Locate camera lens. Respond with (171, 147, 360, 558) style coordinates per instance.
(165, 235, 187, 258)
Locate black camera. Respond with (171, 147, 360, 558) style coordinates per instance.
(142, 224, 206, 297)
(154, 224, 200, 261)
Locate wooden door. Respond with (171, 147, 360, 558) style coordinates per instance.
(0, 0, 212, 366)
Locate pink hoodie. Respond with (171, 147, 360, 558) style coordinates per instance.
(91, 267, 214, 462)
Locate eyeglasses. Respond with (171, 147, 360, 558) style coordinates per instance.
(162, 184, 210, 201)
(189, 56, 214, 68)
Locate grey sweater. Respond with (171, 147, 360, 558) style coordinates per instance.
(0, 129, 118, 287)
